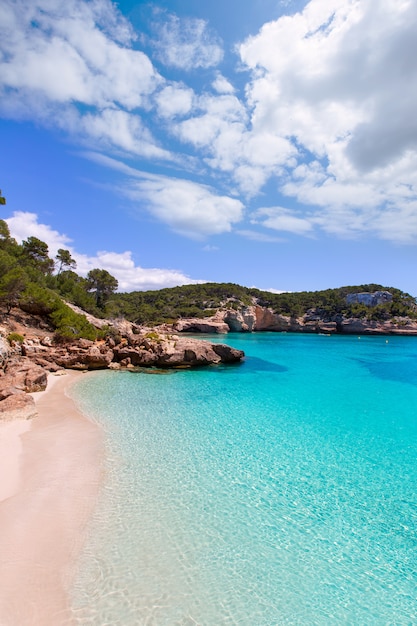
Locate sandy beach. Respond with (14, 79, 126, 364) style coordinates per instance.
(0, 371, 103, 626)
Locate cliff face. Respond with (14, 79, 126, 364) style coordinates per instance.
(171, 304, 417, 335)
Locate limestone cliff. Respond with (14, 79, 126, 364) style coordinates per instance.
(170, 303, 417, 335)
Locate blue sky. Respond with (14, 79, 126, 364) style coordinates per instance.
(1, 0, 417, 295)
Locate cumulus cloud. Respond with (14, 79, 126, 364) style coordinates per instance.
(125, 174, 244, 239)
(212, 74, 235, 94)
(5, 211, 73, 252)
(5, 211, 203, 291)
(2, 0, 417, 247)
(253, 207, 315, 235)
(83, 152, 245, 238)
(0, 0, 165, 157)
(155, 85, 194, 119)
(78, 109, 170, 159)
(150, 12, 223, 70)
(174, 91, 296, 196)
(236, 0, 417, 241)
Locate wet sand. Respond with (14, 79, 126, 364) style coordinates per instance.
(0, 371, 103, 626)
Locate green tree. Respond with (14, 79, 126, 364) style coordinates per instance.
(0, 219, 10, 240)
(0, 190, 5, 205)
(56, 248, 76, 275)
(0, 267, 27, 313)
(87, 268, 118, 309)
(22, 236, 54, 275)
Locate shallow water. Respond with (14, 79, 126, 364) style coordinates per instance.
(70, 333, 417, 625)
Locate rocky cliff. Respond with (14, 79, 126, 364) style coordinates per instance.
(170, 303, 417, 336)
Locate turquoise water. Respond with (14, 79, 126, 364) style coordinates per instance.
(70, 333, 417, 625)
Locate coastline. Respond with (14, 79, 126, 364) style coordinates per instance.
(0, 370, 103, 626)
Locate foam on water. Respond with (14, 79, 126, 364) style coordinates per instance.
(70, 334, 417, 624)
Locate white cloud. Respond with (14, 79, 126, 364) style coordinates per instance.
(150, 12, 223, 70)
(79, 109, 171, 159)
(82, 152, 245, 238)
(5, 211, 203, 291)
(125, 174, 244, 239)
(212, 74, 235, 94)
(236, 229, 285, 243)
(235, 0, 417, 240)
(0, 0, 161, 108)
(155, 85, 194, 119)
(253, 207, 315, 235)
(0, 0, 164, 157)
(2, 0, 417, 247)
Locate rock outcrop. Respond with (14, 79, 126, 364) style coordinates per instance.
(345, 291, 393, 307)
(0, 355, 47, 421)
(112, 333, 243, 367)
(171, 305, 417, 335)
(0, 312, 245, 420)
(173, 316, 229, 334)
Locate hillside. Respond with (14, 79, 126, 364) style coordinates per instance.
(1, 217, 417, 336)
(111, 282, 417, 328)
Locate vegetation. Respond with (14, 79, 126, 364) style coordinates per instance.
(7, 332, 24, 345)
(1, 185, 416, 334)
(0, 217, 116, 341)
(110, 282, 417, 325)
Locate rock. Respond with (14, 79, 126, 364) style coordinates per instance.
(338, 318, 417, 335)
(212, 343, 246, 363)
(173, 318, 229, 334)
(0, 386, 24, 401)
(4, 360, 48, 393)
(0, 336, 10, 368)
(0, 392, 37, 421)
(345, 291, 393, 307)
(51, 344, 114, 369)
(223, 307, 256, 332)
(113, 335, 244, 368)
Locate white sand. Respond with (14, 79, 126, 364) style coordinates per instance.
(0, 371, 103, 626)
(0, 419, 32, 503)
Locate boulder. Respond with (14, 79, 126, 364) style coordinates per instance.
(0, 391, 37, 421)
(1, 335, 10, 368)
(113, 335, 244, 368)
(3, 360, 48, 393)
(51, 344, 114, 369)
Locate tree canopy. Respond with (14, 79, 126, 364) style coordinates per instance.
(56, 248, 76, 274)
(87, 268, 118, 309)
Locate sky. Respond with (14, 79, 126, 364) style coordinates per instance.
(1, 0, 417, 295)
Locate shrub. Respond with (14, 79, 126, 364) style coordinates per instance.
(7, 332, 24, 345)
(50, 303, 98, 341)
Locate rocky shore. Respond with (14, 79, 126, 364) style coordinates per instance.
(172, 304, 417, 335)
(3, 288, 417, 421)
(0, 309, 244, 421)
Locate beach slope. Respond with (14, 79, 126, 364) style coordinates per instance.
(0, 371, 102, 626)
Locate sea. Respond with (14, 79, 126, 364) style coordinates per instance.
(69, 332, 417, 625)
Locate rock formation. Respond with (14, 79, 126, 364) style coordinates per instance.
(169, 303, 417, 335)
(345, 291, 393, 307)
(0, 310, 245, 420)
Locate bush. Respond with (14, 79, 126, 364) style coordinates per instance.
(51, 304, 98, 341)
(7, 332, 24, 345)
(19, 284, 61, 316)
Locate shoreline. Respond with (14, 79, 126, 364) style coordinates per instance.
(0, 370, 103, 626)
